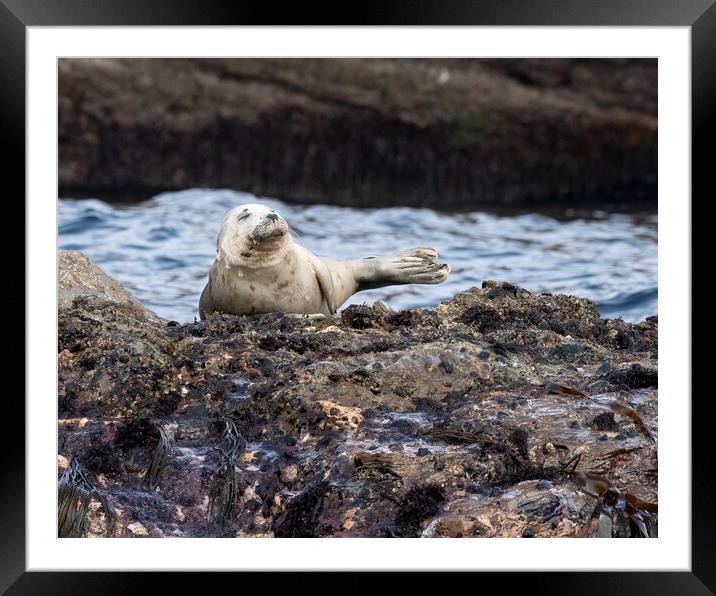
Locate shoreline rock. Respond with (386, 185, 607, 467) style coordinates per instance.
(58, 251, 658, 538)
(59, 58, 657, 209)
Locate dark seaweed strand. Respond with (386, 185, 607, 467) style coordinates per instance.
(207, 420, 246, 531)
(58, 457, 115, 538)
(144, 426, 172, 490)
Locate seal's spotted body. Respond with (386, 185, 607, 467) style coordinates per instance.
(199, 204, 450, 319)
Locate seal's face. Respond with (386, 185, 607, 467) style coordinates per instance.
(217, 204, 291, 268)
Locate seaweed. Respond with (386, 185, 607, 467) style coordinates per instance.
(608, 400, 656, 444)
(144, 426, 172, 490)
(571, 470, 658, 537)
(58, 457, 116, 538)
(207, 420, 246, 531)
(272, 480, 329, 538)
(545, 382, 588, 398)
(606, 363, 658, 389)
(354, 452, 401, 478)
(592, 446, 644, 462)
(341, 304, 384, 329)
(392, 483, 446, 537)
(423, 427, 485, 445)
(547, 381, 655, 443)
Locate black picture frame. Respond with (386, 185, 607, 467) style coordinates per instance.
(6, 0, 709, 591)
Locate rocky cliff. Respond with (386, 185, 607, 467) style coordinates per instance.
(58, 58, 657, 209)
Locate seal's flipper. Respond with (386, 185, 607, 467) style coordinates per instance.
(354, 246, 450, 291)
(311, 257, 338, 314)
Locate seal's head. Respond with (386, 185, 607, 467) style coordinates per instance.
(216, 204, 291, 268)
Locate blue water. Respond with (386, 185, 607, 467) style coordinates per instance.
(58, 189, 657, 323)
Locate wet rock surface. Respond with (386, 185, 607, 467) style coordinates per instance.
(58, 251, 658, 538)
(59, 58, 656, 208)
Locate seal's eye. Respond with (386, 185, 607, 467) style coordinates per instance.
(237, 214, 250, 222)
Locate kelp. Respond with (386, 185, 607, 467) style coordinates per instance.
(272, 480, 329, 538)
(58, 457, 116, 538)
(571, 470, 613, 499)
(593, 446, 644, 461)
(545, 381, 655, 444)
(589, 447, 646, 475)
(607, 400, 656, 444)
(423, 428, 484, 445)
(571, 470, 658, 538)
(144, 426, 172, 490)
(207, 420, 246, 531)
(545, 382, 588, 398)
(540, 438, 658, 538)
(354, 452, 401, 477)
(542, 440, 582, 473)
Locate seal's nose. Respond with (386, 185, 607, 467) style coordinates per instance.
(266, 213, 278, 221)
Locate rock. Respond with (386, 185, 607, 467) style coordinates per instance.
(341, 304, 384, 329)
(438, 360, 455, 374)
(126, 522, 148, 537)
(280, 464, 299, 485)
(317, 400, 363, 429)
(597, 513, 613, 538)
(57, 253, 658, 538)
(592, 412, 620, 432)
(605, 363, 658, 388)
(272, 482, 328, 538)
(58, 59, 656, 209)
(57, 252, 178, 419)
(504, 486, 562, 522)
(58, 251, 144, 312)
(392, 484, 445, 537)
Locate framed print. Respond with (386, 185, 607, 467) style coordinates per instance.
(6, 0, 711, 591)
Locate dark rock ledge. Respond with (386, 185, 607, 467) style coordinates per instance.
(58, 58, 657, 209)
(57, 251, 657, 538)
